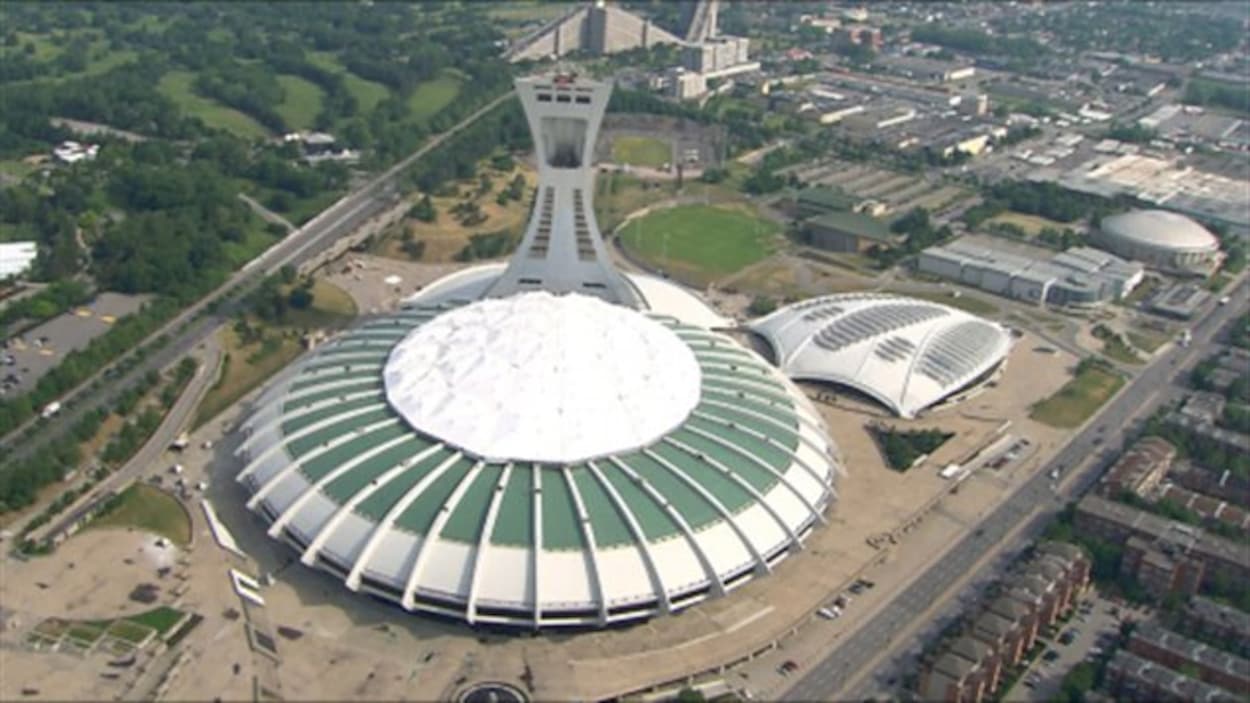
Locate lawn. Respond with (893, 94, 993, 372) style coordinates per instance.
(194, 327, 301, 428)
(1030, 364, 1125, 429)
(275, 75, 325, 132)
(408, 72, 462, 123)
(284, 279, 358, 329)
(307, 51, 388, 114)
(0, 160, 38, 181)
(619, 203, 782, 285)
(1102, 336, 1143, 365)
(611, 135, 671, 169)
(985, 211, 1068, 237)
(194, 280, 355, 427)
(158, 70, 270, 139)
(89, 484, 192, 546)
(1127, 329, 1169, 353)
(126, 606, 186, 635)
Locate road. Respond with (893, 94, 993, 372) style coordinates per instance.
(783, 275, 1248, 701)
(23, 337, 222, 544)
(1, 90, 515, 463)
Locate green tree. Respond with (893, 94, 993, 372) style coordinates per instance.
(410, 194, 437, 223)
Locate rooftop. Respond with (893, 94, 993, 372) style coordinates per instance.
(382, 292, 701, 464)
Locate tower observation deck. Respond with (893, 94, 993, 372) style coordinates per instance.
(484, 74, 643, 307)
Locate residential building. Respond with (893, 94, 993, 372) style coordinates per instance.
(1105, 650, 1240, 703)
(835, 24, 882, 50)
(1100, 436, 1177, 498)
(1180, 597, 1250, 657)
(1122, 536, 1205, 599)
(1164, 411, 1250, 460)
(1128, 621, 1250, 693)
(1074, 495, 1250, 588)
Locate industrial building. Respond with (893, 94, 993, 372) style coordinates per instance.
(749, 293, 1012, 419)
(1094, 210, 1224, 276)
(802, 211, 898, 253)
(917, 240, 1144, 307)
(234, 73, 840, 629)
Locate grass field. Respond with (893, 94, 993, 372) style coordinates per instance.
(985, 211, 1069, 236)
(275, 75, 325, 132)
(89, 484, 192, 546)
(1030, 364, 1124, 428)
(619, 204, 782, 285)
(126, 606, 185, 635)
(1103, 336, 1143, 364)
(194, 280, 356, 426)
(158, 71, 270, 139)
(611, 135, 671, 169)
(381, 165, 536, 262)
(284, 279, 358, 329)
(195, 328, 302, 428)
(307, 51, 389, 114)
(1127, 329, 1169, 353)
(408, 72, 462, 123)
(898, 288, 1001, 317)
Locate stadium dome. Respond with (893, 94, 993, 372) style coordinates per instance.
(749, 293, 1011, 419)
(236, 292, 839, 628)
(1095, 210, 1221, 274)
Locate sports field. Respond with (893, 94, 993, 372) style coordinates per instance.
(611, 135, 671, 169)
(619, 204, 781, 285)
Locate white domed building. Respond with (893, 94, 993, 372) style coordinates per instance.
(234, 74, 840, 629)
(750, 294, 1012, 419)
(1094, 210, 1222, 275)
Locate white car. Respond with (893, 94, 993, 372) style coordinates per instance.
(817, 607, 839, 620)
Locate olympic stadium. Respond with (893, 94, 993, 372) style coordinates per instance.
(234, 73, 1008, 631)
(235, 74, 839, 628)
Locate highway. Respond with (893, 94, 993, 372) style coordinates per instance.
(784, 275, 1247, 702)
(1, 90, 515, 463)
(23, 337, 223, 545)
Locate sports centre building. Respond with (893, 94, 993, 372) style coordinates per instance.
(750, 294, 1012, 419)
(236, 74, 840, 628)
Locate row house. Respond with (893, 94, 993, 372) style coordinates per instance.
(1180, 597, 1250, 658)
(1128, 622, 1250, 694)
(1105, 650, 1240, 703)
(917, 542, 1091, 702)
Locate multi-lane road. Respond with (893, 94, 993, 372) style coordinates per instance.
(784, 275, 1248, 701)
(1, 91, 515, 463)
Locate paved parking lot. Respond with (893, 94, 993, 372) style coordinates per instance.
(2, 292, 148, 396)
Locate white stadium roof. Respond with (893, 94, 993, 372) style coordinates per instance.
(383, 292, 702, 464)
(750, 293, 1012, 418)
(1100, 210, 1221, 253)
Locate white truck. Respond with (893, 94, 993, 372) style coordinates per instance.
(40, 401, 61, 419)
